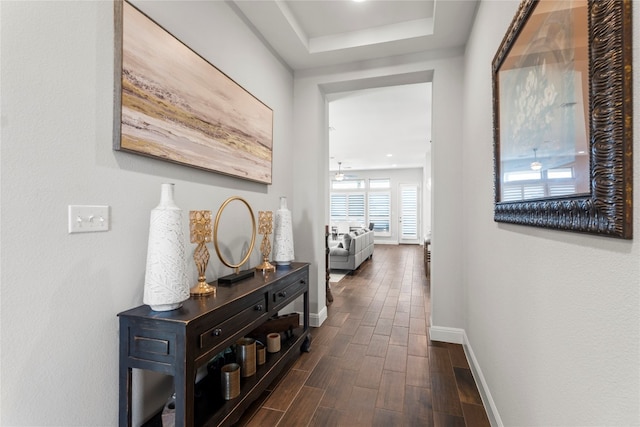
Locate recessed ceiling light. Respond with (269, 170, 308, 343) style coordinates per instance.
(386, 154, 393, 157)
(353, 0, 366, 2)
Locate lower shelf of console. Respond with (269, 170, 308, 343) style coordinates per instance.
(144, 328, 309, 427)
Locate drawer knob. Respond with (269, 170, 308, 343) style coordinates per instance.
(254, 304, 264, 311)
(299, 279, 306, 285)
(212, 328, 222, 337)
(278, 291, 287, 298)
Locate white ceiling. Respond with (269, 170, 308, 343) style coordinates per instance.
(232, 0, 478, 173)
(328, 83, 432, 172)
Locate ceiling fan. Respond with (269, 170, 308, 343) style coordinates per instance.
(334, 162, 359, 181)
(334, 162, 345, 181)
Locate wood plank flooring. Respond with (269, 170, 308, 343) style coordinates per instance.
(237, 244, 490, 426)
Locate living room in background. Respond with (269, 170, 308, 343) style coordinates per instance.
(330, 178, 392, 236)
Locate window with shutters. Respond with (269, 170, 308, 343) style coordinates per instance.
(330, 193, 365, 225)
(369, 179, 390, 190)
(368, 192, 391, 236)
(501, 167, 579, 202)
(400, 185, 418, 240)
(332, 180, 365, 190)
(330, 178, 391, 236)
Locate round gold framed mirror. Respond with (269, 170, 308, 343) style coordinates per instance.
(213, 196, 257, 274)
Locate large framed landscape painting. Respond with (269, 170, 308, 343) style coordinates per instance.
(492, 0, 632, 238)
(113, 1, 273, 184)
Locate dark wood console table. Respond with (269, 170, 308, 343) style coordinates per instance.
(118, 262, 310, 427)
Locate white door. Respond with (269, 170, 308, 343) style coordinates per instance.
(399, 184, 419, 244)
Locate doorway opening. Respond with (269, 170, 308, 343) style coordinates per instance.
(326, 79, 432, 245)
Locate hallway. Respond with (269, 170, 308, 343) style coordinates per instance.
(239, 244, 490, 426)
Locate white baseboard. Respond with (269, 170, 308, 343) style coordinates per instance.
(430, 326, 503, 427)
(429, 325, 464, 344)
(309, 306, 327, 327)
(461, 333, 503, 427)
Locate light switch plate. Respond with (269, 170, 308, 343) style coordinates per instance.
(68, 205, 110, 233)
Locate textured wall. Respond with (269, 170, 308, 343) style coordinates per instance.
(462, 1, 640, 425)
(0, 1, 294, 425)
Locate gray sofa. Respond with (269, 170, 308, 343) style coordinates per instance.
(329, 228, 374, 271)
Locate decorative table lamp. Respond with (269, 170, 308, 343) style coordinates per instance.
(255, 210, 276, 272)
(189, 210, 216, 296)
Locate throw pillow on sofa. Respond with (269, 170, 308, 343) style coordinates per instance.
(342, 233, 352, 251)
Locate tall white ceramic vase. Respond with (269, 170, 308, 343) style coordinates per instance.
(272, 196, 294, 266)
(143, 183, 190, 311)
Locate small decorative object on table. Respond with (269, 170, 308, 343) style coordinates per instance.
(235, 337, 257, 377)
(251, 312, 300, 340)
(266, 333, 281, 353)
(220, 363, 240, 400)
(256, 342, 266, 365)
(161, 393, 176, 427)
(189, 210, 215, 296)
(143, 183, 190, 311)
(214, 196, 256, 284)
(255, 210, 276, 272)
(273, 196, 294, 267)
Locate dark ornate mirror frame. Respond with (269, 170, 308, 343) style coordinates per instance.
(492, 0, 633, 239)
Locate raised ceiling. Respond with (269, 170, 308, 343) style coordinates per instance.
(232, 0, 478, 172)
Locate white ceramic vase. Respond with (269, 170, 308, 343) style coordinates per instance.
(272, 196, 294, 266)
(143, 183, 190, 311)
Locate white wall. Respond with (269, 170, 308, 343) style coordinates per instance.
(430, 56, 465, 331)
(423, 151, 432, 239)
(462, 1, 640, 425)
(0, 1, 294, 425)
(291, 73, 329, 326)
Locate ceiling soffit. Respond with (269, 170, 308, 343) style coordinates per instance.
(231, 0, 477, 71)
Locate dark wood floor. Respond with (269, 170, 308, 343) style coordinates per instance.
(238, 244, 490, 426)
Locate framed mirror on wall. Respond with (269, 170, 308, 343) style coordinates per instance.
(492, 0, 632, 239)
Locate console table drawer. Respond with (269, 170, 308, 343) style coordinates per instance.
(270, 270, 307, 309)
(199, 294, 267, 352)
(128, 323, 177, 366)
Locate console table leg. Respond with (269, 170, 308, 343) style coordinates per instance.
(119, 367, 132, 427)
(301, 333, 312, 353)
